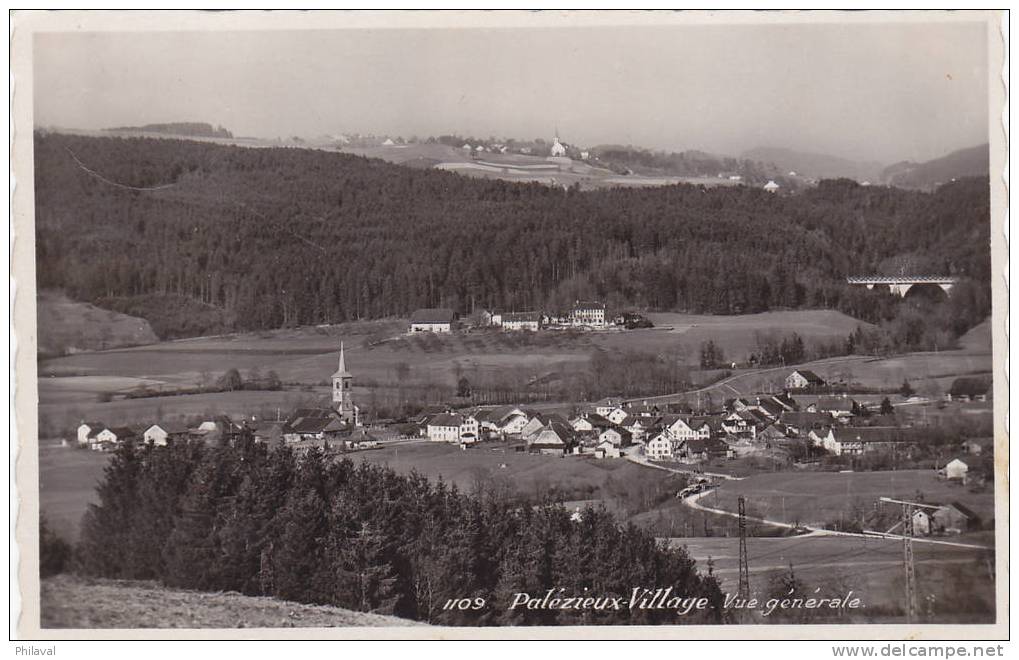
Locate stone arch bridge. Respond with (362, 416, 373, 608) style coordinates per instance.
(846, 275, 959, 297)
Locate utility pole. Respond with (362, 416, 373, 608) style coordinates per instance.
(902, 502, 917, 623)
(738, 496, 750, 601)
(881, 497, 924, 623)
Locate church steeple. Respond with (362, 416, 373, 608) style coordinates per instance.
(331, 341, 357, 426)
(333, 341, 351, 378)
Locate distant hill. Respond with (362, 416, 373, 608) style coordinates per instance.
(588, 144, 778, 183)
(106, 122, 233, 139)
(881, 144, 989, 190)
(742, 146, 884, 182)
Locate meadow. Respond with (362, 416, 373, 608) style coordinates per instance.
(702, 469, 995, 529)
(671, 534, 996, 622)
(41, 574, 417, 628)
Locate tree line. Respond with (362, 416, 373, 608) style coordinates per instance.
(69, 437, 726, 625)
(35, 133, 991, 342)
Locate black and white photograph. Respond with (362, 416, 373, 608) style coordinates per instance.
(11, 9, 1007, 640)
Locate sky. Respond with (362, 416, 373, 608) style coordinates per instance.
(32, 19, 991, 164)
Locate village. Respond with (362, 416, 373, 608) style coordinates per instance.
(69, 302, 994, 541)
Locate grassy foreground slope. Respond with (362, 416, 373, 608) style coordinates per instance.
(41, 574, 420, 628)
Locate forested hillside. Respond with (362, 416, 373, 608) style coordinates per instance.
(72, 439, 725, 625)
(34, 133, 991, 340)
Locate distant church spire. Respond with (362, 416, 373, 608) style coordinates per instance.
(332, 340, 357, 426)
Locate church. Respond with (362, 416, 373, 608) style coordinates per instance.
(331, 342, 360, 427)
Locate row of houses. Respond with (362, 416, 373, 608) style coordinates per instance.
(75, 417, 244, 451)
(408, 301, 608, 333)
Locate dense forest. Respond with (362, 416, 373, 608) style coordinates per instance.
(34, 133, 991, 341)
(72, 437, 726, 625)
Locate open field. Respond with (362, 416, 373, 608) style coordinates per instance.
(37, 438, 680, 543)
(37, 290, 158, 358)
(669, 534, 995, 622)
(356, 440, 679, 507)
(703, 470, 995, 529)
(37, 309, 877, 416)
(39, 440, 111, 541)
(645, 309, 871, 359)
(41, 574, 418, 628)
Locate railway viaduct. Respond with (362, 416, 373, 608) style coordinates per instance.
(846, 275, 959, 297)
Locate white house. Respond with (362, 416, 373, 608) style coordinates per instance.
(382, 138, 395, 146)
(912, 509, 932, 536)
(661, 415, 711, 443)
(763, 180, 780, 193)
(569, 413, 613, 434)
(94, 426, 139, 450)
(645, 433, 675, 461)
(497, 407, 532, 436)
(462, 143, 472, 151)
(623, 416, 651, 443)
(409, 308, 456, 333)
(460, 415, 479, 444)
(598, 427, 632, 449)
(571, 301, 606, 328)
(785, 370, 826, 390)
(593, 398, 622, 418)
(76, 421, 105, 447)
(501, 311, 541, 331)
(606, 408, 629, 426)
(595, 439, 621, 459)
(943, 458, 969, 482)
(143, 421, 190, 446)
(427, 413, 465, 443)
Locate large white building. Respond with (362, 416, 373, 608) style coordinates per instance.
(409, 308, 456, 333)
(571, 301, 606, 327)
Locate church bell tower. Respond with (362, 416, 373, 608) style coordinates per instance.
(332, 342, 358, 426)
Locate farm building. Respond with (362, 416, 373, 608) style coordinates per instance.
(912, 509, 932, 536)
(409, 308, 456, 333)
(569, 412, 614, 434)
(426, 412, 478, 443)
(571, 301, 607, 328)
(527, 420, 577, 456)
(941, 458, 970, 482)
(809, 426, 914, 456)
(501, 311, 542, 331)
(779, 411, 832, 437)
(592, 397, 623, 418)
(946, 377, 992, 402)
(143, 421, 190, 446)
(931, 502, 980, 535)
(94, 426, 140, 450)
(520, 412, 569, 441)
(785, 369, 826, 390)
(252, 421, 285, 447)
(763, 180, 780, 193)
(595, 439, 621, 459)
(678, 437, 729, 463)
(598, 426, 632, 449)
(283, 414, 346, 443)
(76, 421, 105, 447)
(961, 438, 993, 456)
